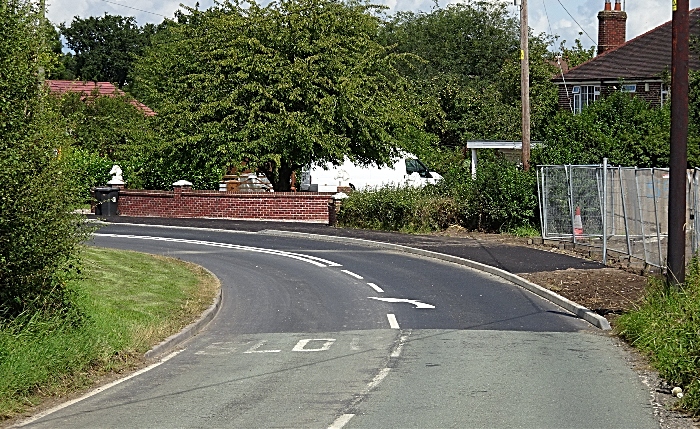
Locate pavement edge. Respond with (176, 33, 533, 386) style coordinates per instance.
(144, 267, 223, 359)
(261, 229, 612, 331)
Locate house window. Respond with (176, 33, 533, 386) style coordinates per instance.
(661, 84, 670, 107)
(572, 85, 600, 114)
(621, 84, 637, 93)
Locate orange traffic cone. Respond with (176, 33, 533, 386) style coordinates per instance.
(573, 206, 583, 237)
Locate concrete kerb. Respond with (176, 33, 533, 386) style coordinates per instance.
(144, 267, 223, 359)
(260, 229, 612, 331)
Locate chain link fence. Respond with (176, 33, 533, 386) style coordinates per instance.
(538, 163, 697, 268)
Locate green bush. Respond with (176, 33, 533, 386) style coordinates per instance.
(616, 262, 700, 416)
(0, 1, 89, 318)
(62, 148, 113, 202)
(338, 154, 537, 233)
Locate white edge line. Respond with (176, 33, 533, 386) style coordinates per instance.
(13, 350, 183, 428)
(367, 282, 384, 293)
(387, 313, 400, 329)
(261, 230, 612, 330)
(328, 414, 355, 429)
(341, 269, 364, 280)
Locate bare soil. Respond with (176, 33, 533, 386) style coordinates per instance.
(433, 228, 653, 323)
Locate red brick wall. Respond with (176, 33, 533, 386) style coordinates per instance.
(116, 186, 331, 223)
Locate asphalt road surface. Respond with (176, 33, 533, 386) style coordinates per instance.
(20, 223, 657, 428)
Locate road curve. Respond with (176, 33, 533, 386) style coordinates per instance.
(18, 223, 657, 429)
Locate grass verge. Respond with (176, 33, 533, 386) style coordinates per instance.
(0, 246, 219, 420)
(615, 259, 700, 416)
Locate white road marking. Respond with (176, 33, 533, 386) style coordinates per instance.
(367, 282, 384, 293)
(387, 314, 400, 329)
(391, 332, 411, 358)
(328, 414, 355, 429)
(243, 340, 281, 354)
(365, 367, 391, 392)
(13, 350, 183, 427)
(292, 339, 336, 352)
(93, 233, 341, 267)
(340, 269, 364, 279)
(194, 342, 238, 356)
(369, 297, 435, 309)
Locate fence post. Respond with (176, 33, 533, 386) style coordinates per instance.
(537, 168, 545, 237)
(602, 158, 608, 264)
(635, 168, 648, 265)
(651, 168, 663, 267)
(567, 165, 577, 243)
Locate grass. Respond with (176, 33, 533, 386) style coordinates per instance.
(615, 259, 700, 416)
(504, 224, 541, 237)
(0, 246, 219, 420)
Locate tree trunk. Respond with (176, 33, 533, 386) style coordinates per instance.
(274, 163, 295, 192)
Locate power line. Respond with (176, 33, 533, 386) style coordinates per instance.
(541, 0, 554, 40)
(97, 0, 168, 17)
(554, 0, 597, 46)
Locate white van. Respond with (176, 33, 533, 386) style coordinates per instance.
(300, 154, 442, 193)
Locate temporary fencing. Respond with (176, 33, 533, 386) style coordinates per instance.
(537, 162, 696, 268)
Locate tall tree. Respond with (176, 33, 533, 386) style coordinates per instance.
(380, 2, 557, 147)
(1, 0, 87, 317)
(60, 13, 151, 87)
(132, 0, 423, 191)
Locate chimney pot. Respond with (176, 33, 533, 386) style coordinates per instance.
(614, 0, 621, 11)
(605, 0, 612, 11)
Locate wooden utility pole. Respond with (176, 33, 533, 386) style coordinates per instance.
(668, 0, 689, 286)
(520, 0, 531, 171)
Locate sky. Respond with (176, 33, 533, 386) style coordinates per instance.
(45, 0, 700, 51)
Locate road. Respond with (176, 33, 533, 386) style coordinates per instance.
(21, 223, 657, 428)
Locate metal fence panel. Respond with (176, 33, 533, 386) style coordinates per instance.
(538, 164, 694, 269)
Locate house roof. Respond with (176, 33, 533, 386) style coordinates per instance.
(46, 80, 156, 116)
(554, 8, 700, 83)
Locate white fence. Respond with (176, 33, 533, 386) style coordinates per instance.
(537, 162, 698, 268)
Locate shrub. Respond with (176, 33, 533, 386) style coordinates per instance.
(616, 261, 700, 416)
(338, 154, 537, 233)
(0, 1, 90, 318)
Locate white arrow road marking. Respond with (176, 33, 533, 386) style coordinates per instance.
(369, 297, 435, 309)
(93, 234, 341, 267)
(367, 282, 384, 293)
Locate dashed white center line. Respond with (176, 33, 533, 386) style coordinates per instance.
(328, 414, 355, 429)
(367, 282, 384, 293)
(387, 313, 400, 329)
(341, 269, 364, 280)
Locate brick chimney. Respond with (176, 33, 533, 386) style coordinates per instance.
(597, 1, 627, 55)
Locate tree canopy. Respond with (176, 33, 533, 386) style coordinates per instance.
(60, 13, 154, 87)
(379, 1, 558, 148)
(132, 0, 424, 191)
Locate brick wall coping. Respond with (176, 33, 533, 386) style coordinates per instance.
(120, 189, 334, 199)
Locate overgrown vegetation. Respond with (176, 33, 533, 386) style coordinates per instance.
(0, 247, 219, 419)
(0, 0, 89, 318)
(616, 259, 700, 416)
(338, 154, 537, 233)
